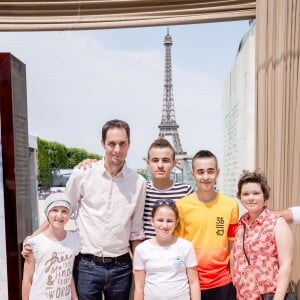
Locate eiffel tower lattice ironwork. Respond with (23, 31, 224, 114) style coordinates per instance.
(158, 29, 186, 155)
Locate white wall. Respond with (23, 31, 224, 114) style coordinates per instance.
(220, 23, 256, 214)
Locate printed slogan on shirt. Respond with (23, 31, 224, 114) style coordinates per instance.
(44, 251, 73, 298)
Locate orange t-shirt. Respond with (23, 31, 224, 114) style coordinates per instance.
(175, 193, 239, 290)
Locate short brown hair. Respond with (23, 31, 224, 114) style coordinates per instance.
(237, 169, 270, 200)
(147, 138, 175, 160)
(102, 119, 130, 143)
(192, 150, 218, 169)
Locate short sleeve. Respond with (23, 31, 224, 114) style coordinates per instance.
(185, 243, 197, 268)
(69, 230, 81, 255)
(133, 245, 145, 271)
(290, 206, 300, 224)
(228, 201, 239, 240)
(28, 235, 40, 260)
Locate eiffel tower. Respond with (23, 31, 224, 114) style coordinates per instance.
(158, 28, 186, 155)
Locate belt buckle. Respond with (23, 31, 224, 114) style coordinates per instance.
(101, 257, 113, 263)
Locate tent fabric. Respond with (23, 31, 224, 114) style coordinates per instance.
(0, 0, 256, 31)
(256, 0, 300, 280)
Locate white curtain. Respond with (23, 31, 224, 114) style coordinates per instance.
(256, 0, 300, 283)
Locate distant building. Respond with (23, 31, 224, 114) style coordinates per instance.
(219, 22, 256, 209)
(51, 169, 73, 187)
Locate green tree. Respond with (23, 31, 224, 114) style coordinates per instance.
(137, 169, 148, 180)
(37, 137, 101, 188)
(48, 141, 68, 169)
(37, 138, 52, 188)
(67, 147, 89, 168)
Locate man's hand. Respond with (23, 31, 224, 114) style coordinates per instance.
(22, 237, 33, 259)
(76, 159, 97, 170)
(21, 220, 49, 259)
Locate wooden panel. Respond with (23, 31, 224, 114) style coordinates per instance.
(0, 53, 31, 300)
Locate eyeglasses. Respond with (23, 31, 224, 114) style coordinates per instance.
(153, 199, 175, 207)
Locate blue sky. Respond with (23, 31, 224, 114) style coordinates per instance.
(0, 21, 251, 169)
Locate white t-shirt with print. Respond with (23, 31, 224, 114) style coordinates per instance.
(28, 231, 81, 300)
(133, 237, 197, 300)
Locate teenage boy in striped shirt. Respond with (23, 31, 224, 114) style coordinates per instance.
(143, 138, 194, 238)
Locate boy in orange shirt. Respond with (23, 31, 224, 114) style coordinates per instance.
(175, 150, 238, 300)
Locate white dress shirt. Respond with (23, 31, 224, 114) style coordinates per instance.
(65, 159, 146, 257)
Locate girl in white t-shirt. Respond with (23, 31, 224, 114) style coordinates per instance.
(22, 193, 81, 300)
(133, 199, 200, 300)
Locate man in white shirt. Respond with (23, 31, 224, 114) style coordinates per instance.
(66, 119, 146, 300)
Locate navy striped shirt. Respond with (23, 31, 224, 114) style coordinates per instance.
(144, 181, 194, 239)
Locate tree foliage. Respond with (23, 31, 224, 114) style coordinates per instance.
(37, 138, 52, 187)
(137, 169, 148, 180)
(37, 137, 101, 187)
